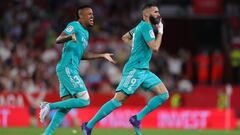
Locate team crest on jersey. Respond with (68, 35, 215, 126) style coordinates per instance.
(149, 30, 155, 38)
(66, 26, 74, 32)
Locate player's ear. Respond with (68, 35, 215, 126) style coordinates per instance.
(143, 13, 148, 20)
(76, 10, 80, 19)
(78, 11, 82, 19)
(78, 11, 85, 19)
(76, 9, 82, 19)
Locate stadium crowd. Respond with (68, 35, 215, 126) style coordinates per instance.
(0, 0, 239, 95)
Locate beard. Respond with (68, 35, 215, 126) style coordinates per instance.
(152, 25, 159, 35)
(149, 15, 160, 25)
(88, 24, 94, 28)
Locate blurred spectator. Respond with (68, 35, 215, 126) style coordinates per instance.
(195, 50, 210, 85)
(230, 28, 240, 48)
(85, 65, 103, 91)
(0, 38, 11, 62)
(101, 62, 121, 87)
(228, 12, 240, 84)
(230, 48, 240, 84)
(217, 89, 227, 109)
(41, 48, 58, 64)
(170, 93, 181, 108)
(167, 53, 183, 81)
(177, 75, 193, 93)
(180, 49, 193, 81)
(210, 49, 224, 85)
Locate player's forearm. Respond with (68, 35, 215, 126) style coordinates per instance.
(56, 35, 72, 44)
(82, 53, 104, 60)
(122, 32, 133, 47)
(152, 20, 164, 52)
(153, 33, 163, 52)
(122, 39, 132, 47)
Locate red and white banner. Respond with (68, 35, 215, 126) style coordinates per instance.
(0, 107, 30, 127)
(0, 107, 237, 129)
(70, 108, 238, 129)
(0, 93, 26, 107)
(86, 108, 238, 130)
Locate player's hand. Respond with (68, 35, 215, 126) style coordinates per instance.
(71, 33, 77, 42)
(103, 53, 116, 64)
(156, 19, 163, 35)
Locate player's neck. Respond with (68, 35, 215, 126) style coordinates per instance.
(142, 17, 151, 24)
(78, 20, 88, 29)
(143, 19, 151, 24)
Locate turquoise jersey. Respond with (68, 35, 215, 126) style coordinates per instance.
(56, 21, 89, 72)
(123, 20, 155, 72)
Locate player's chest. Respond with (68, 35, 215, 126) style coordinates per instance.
(76, 31, 89, 49)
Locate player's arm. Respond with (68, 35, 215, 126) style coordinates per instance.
(147, 21, 164, 52)
(121, 29, 134, 47)
(56, 32, 76, 44)
(82, 52, 116, 64)
(56, 23, 77, 44)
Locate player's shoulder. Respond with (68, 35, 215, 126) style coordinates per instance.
(136, 21, 152, 32)
(141, 21, 152, 28)
(67, 21, 79, 27)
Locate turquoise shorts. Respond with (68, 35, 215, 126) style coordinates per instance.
(56, 67, 87, 98)
(116, 68, 162, 95)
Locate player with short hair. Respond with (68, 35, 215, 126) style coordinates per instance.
(82, 3, 169, 135)
(39, 5, 116, 135)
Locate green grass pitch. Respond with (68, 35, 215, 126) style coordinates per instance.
(0, 128, 240, 135)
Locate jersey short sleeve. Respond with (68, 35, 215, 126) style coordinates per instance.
(141, 23, 155, 43)
(129, 28, 136, 37)
(63, 22, 75, 35)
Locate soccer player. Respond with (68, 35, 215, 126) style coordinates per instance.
(39, 5, 116, 135)
(82, 3, 169, 135)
